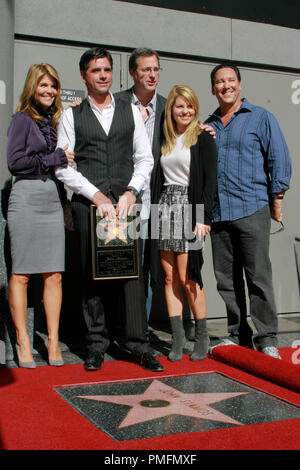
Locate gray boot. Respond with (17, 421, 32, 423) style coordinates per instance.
(190, 318, 209, 361)
(168, 316, 186, 361)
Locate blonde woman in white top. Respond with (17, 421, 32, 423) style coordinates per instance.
(152, 85, 217, 361)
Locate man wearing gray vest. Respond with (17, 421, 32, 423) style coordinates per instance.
(115, 48, 166, 321)
(56, 47, 164, 372)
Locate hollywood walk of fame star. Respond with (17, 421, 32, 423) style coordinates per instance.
(97, 218, 135, 245)
(77, 379, 249, 428)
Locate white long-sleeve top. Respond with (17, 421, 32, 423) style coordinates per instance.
(55, 93, 154, 219)
(160, 134, 191, 187)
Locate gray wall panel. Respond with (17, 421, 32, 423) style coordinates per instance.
(15, 1, 300, 69)
(0, 0, 15, 362)
(232, 20, 300, 69)
(0, 0, 14, 187)
(13, 41, 122, 108)
(15, 0, 231, 60)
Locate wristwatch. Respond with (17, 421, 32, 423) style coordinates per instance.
(127, 187, 139, 197)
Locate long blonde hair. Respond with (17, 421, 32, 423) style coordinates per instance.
(161, 85, 202, 155)
(15, 63, 63, 129)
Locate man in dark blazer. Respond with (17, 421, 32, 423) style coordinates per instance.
(115, 48, 166, 320)
(115, 48, 166, 201)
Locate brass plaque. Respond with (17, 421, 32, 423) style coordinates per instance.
(90, 205, 140, 280)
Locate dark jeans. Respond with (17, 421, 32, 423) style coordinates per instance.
(211, 205, 278, 349)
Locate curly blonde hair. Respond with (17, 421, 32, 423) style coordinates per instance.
(161, 85, 202, 155)
(15, 63, 63, 129)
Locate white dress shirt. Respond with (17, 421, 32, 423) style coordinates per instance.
(55, 93, 153, 219)
(131, 91, 157, 220)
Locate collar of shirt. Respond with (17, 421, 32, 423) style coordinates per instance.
(210, 98, 253, 125)
(87, 92, 115, 113)
(87, 92, 115, 135)
(131, 90, 157, 115)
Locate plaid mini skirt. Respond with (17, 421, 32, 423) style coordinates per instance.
(158, 185, 195, 253)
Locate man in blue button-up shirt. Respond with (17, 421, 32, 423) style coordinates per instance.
(206, 64, 292, 359)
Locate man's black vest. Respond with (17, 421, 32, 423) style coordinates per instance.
(72, 98, 135, 200)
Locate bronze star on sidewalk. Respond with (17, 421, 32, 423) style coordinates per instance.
(78, 379, 248, 428)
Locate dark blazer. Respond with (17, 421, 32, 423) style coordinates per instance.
(114, 88, 166, 200)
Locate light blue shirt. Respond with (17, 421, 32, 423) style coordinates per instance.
(206, 99, 292, 222)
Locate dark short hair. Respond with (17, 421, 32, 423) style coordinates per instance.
(210, 63, 241, 86)
(129, 47, 160, 71)
(79, 47, 113, 72)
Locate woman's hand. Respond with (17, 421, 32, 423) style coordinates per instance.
(194, 223, 211, 240)
(66, 99, 82, 109)
(62, 144, 75, 166)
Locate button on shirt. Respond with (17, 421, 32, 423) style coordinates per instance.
(205, 99, 292, 222)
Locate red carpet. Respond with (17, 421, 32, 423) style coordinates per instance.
(1, 350, 300, 450)
(210, 345, 300, 393)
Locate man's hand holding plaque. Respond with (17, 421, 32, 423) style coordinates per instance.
(90, 187, 140, 280)
(116, 187, 137, 219)
(92, 190, 116, 220)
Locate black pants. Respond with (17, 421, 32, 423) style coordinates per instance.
(210, 205, 278, 349)
(72, 198, 149, 355)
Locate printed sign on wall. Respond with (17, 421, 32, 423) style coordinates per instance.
(61, 89, 85, 107)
